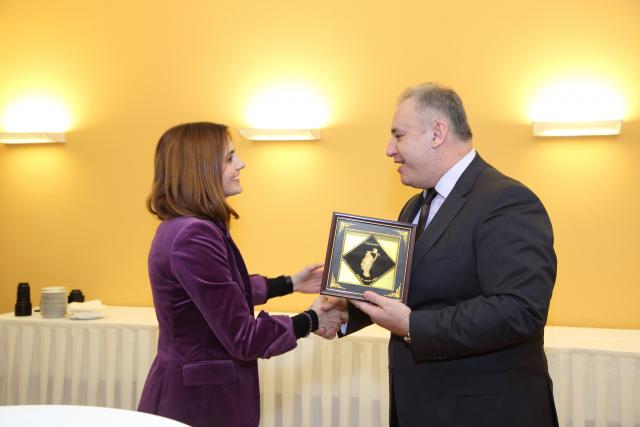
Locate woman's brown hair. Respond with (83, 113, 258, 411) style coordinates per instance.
(147, 122, 238, 226)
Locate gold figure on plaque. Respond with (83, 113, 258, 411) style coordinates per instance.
(360, 248, 380, 278)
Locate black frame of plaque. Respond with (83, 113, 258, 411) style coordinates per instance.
(320, 212, 417, 303)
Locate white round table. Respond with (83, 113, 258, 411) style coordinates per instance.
(0, 405, 188, 426)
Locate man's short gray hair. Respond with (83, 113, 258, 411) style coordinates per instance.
(399, 83, 473, 141)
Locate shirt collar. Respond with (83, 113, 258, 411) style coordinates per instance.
(432, 148, 476, 198)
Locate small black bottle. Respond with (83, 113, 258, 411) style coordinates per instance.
(15, 282, 32, 316)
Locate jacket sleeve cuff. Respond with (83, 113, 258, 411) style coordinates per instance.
(250, 275, 269, 305)
(408, 310, 449, 362)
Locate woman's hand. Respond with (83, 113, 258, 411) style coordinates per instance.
(314, 308, 343, 339)
(291, 263, 324, 294)
(310, 296, 347, 339)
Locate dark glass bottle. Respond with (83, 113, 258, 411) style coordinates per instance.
(68, 289, 85, 303)
(15, 282, 32, 316)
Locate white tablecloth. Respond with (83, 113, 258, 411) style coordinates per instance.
(545, 327, 640, 427)
(1, 308, 639, 426)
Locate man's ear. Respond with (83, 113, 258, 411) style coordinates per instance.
(431, 120, 448, 148)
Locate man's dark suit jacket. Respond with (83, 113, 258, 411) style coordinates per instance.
(345, 154, 558, 427)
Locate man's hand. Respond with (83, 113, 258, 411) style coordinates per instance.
(350, 291, 411, 337)
(321, 296, 348, 313)
(321, 296, 349, 326)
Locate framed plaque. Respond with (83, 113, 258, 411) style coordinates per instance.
(320, 212, 417, 303)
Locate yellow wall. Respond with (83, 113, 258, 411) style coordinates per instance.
(1, 0, 639, 328)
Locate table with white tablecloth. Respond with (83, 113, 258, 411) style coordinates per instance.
(0, 307, 158, 410)
(1, 307, 639, 426)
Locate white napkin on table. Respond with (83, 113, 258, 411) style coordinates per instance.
(68, 300, 106, 319)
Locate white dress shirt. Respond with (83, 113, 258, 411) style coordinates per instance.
(412, 149, 476, 230)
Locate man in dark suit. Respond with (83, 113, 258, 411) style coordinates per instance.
(326, 83, 558, 426)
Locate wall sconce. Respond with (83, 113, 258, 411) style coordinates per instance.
(0, 132, 66, 144)
(243, 83, 329, 141)
(2, 94, 71, 144)
(532, 120, 622, 137)
(529, 78, 625, 138)
(238, 128, 321, 141)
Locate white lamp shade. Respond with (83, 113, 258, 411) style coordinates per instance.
(238, 128, 321, 141)
(0, 132, 66, 144)
(532, 121, 622, 137)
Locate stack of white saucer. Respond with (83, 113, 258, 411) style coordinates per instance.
(40, 287, 67, 318)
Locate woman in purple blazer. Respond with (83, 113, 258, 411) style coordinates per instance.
(137, 122, 342, 426)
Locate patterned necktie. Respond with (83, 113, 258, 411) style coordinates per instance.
(416, 188, 437, 239)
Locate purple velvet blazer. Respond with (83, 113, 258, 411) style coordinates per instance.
(138, 216, 297, 427)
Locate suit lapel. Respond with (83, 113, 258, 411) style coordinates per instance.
(411, 154, 488, 272)
(398, 193, 422, 223)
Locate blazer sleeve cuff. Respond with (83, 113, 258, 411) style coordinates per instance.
(255, 311, 298, 358)
(408, 310, 449, 362)
(250, 275, 269, 305)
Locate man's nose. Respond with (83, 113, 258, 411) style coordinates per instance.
(385, 139, 396, 157)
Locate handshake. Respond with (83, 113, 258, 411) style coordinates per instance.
(290, 263, 412, 340)
(309, 296, 349, 339)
